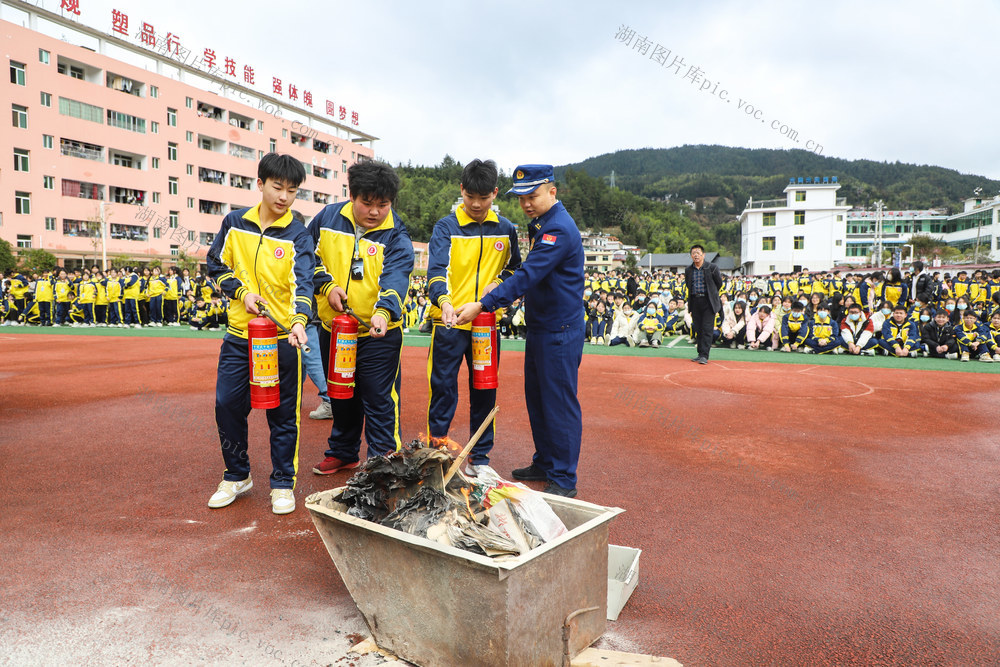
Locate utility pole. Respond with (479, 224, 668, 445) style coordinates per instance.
(100, 201, 108, 271)
(872, 200, 884, 267)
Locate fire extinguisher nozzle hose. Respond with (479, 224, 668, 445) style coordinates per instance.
(255, 302, 311, 353)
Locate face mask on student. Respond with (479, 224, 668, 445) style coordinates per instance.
(647, 307, 656, 315)
(849, 313, 861, 322)
(958, 304, 968, 310)
(920, 315, 931, 322)
(881, 308, 891, 316)
(791, 312, 803, 320)
(584, 290, 592, 298)
(818, 310, 829, 319)
(945, 304, 955, 312)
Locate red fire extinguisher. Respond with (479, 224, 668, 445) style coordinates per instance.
(471, 311, 498, 389)
(248, 315, 280, 409)
(328, 313, 359, 399)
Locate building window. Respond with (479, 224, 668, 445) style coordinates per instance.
(45, 217, 56, 231)
(40, 92, 51, 107)
(794, 211, 805, 225)
(257, 120, 264, 132)
(269, 139, 276, 153)
(835, 239, 842, 246)
(43, 175, 54, 190)
(794, 236, 804, 250)
(39, 49, 49, 64)
(342, 159, 347, 173)
(151, 121, 159, 134)
(342, 185, 347, 197)
(153, 227, 161, 239)
(152, 192, 160, 204)
(15, 191, 31, 215)
(795, 190, 806, 202)
(762, 236, 775, 251)
(170, 245, 179, 256)
(107, 110, 146, 133)
(187, 230, 195, 242)
(14, 148, 29, 172)
(186, 131, 193, 142)
(167, 142, 177, 160)
(187, 197, 194, 208)
(282, 128, 287, 138)
(59, 97, 103, 123)
(837, 214, 843, 222)
(152, 157, 160, 169)
(169, 212, 178, 228)
(185, 97, 193, 108)
(762, 212, 776, 226)
(186, 164, 193, 176)
(10, 61, 26, 86)
(17, 234, 32, 248)
(12, 104, 27, 128)
(167, 108, 177, 126)
(168, 177, 178, 195)
(43, 134, 53, 149)
(259, 150, 264, 160)
(150, 85, 158, 98)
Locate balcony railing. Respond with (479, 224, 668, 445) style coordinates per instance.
(747, 198, 785, 209)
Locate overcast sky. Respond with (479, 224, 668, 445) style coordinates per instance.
(22, 0, 1000, 180)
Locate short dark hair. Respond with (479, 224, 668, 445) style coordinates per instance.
(912, 260, 924, 272)
(348, 160, 400, 203)
(258, 153, 306, 187)
(461, 159, 499, 196)
(690, 244, 705, 253)
(790, 300, 804, 310)
(847, 303, 862, 311)
(892, 303, 907, 313)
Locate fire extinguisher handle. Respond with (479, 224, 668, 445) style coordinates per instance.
(344, 305, 372, 330)
(256, 302, 311, 353)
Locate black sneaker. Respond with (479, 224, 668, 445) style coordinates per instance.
(511, 464, 548, 481)
(543, 482, 577, 498)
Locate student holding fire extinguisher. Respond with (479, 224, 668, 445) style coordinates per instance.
(425, 159, 521, 477)
(455, 165, 585, 498)
(205, 153, 314, 515)
(309, 160, 415, 475)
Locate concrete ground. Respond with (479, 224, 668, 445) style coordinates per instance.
(2, 333, 999, 666)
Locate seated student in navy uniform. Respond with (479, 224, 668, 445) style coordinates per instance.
(955, 309, 992, 362)
(921, 308, 958, 359)
(309, 161, 415, 475)
(425, 159, 521, 477)
(455, 165, 585, 498)
(778, 300, 811, 352)
(206, 153, 314, 515)
(804, 300, 843, 354)
(879, 303, 920, 358)
(984, 311, 1000, 361)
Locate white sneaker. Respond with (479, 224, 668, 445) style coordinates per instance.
(309, 400, 333, 420)
(208, 476, 253, 508)
(979, 355, 993, 363)
(270, 488, 295, 515)
(464, 463, 500, 481)
(946, 353, 958, 360)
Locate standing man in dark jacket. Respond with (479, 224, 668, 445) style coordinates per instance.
(684, 244, 723, 364)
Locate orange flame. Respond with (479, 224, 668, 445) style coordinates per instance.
(460, 487, 475, 520)
(420, 432, 462, 452)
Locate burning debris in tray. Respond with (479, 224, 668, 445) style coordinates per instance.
(338, 439, 567, 558)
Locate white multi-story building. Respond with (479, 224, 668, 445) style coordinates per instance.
(739, 177, 851, 274)
(740, 181, 1000, 274)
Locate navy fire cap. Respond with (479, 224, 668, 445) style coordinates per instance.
(507, 164, 555, 195)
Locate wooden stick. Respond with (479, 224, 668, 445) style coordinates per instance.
(442, 406, 499, 484)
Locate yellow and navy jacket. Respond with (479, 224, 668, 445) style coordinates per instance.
(147, 275, 167, 298)
(881, 318, 919, 348)
(309, 200, 414, 335)
(122, 273, 141, 299)
(638, 311, 664, 333)
(95, 278, 108, 306)
(426, 205, 521, 331)
(164, 275, 181, 300)
(955, 321, 987, 348)
(55, 279, 73, 303)
(207, 203, 315, 339)
(35, 275, 54, 302)
(780, 313, 811, 345)
(78, 279, 97, 304)
(880, 281, 907, 308)
(810, 314, 837, 341)
(105, 278, 123, 302)
(10, 274, 30, 300)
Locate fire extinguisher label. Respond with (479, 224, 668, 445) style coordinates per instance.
(334, 333, 358, 378)
(251, 337, 279, 386)
(471, 327, 493, 370)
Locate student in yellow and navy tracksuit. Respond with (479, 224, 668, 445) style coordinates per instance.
(779, 301, 811, 351)
(147, 267, 167, 325)
(94, 272, 108, 325)
(54, 269, 73, 326)
(455, 164, 586, 498)
(34, 271, 54, 326)
(78, 274, 97, 325)
(122, 268, 141, 326)
(879, 304, 920, 357)
(206, 153, 314, 515)
(9, 272, 30, 320)
(105, 268, 123, 327)
(984, 312, 1000, 361)
(309, 161, 415, 475)
(163, 267, 182, 325)
(804, 302, 843, 354)
(955, 310, 992, 362)
(426, 159, 521, 473)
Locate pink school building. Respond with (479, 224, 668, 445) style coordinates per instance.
(2, 0, 376, 270)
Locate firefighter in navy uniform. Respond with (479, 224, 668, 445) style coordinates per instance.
(309, 161, 415, 475)
(455, 165, 585, 498)
(426, 159, 521, 476)
(205, 153, 314, 515)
